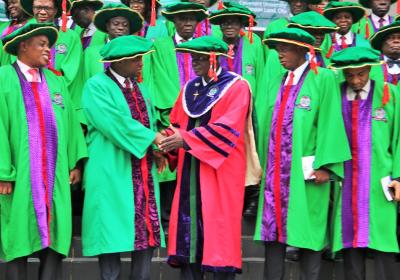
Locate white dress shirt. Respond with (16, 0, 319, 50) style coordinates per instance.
(346, 79, 371, 101)
(202, 67, 222, 86)
(82, 22, 96, 38)
(384, 55, 400, 75)
(174, 32, 192, 44)
(284, 61, 309, 85)
(335, 31, 353, 46)
(16, 59, 42, 82)
(110, 67, 132, 88)
(371, 13, 390, 28)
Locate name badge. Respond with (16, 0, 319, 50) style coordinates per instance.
(296, 95, 311, 111)
(53, 93, 64, 109)
(56, 44, 67, 54)
(245, 64, 254, 75)
(372, 108, 387, 122)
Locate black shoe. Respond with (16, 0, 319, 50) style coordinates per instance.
(243, 185, 259, 217)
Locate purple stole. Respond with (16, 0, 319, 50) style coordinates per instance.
(340, 81, 374, 248)
(382, 63, 400, 85)
(195, 19, 211, 38)
(105, 70, 161, 249)
(174, 37, 196, 87)
(219, 37, 243, 75)
(261, 67, 310, 242)
(1, 20, 26, 38)
(332, 33, 356, 52)
(13, 63, 59, 248)
(315, 51, 326, 68)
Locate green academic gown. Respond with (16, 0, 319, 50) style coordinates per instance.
(254, 66, 351, 250)
(0, 64, 87, 261)
(81, 72, 165, 256)
(370, 63, 400, 90)
(332, 80, 400, 253)
(352, 15, 395, 39)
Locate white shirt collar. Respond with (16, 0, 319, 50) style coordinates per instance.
(174, 32, 192, 44)
(284, 61, 309, 85)
(335, 31, 353, 45)
(82, 22, 96, 37)
(371, 13, 390, 27)
(384, 55, 400, 75)
(202, 67, 222, 86)
(109, 67, 131, 87)
(346, 79, 371, 101)
(16, 59, 42, 82)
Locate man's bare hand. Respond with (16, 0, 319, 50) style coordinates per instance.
(154, 132, 166, 146)
(0, 181, 12, 194)
(69, 169, 82, 185)
(159, 126, 184, 152)
(153, 150, 168, 173)
(388, 180, 400, 201)
(311, 169, 330, 185)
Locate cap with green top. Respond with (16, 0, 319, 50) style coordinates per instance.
(370, 20, 400, 51)
(161, 2, 208, 23)
(100, 35, 154, 62)
(323, 1, 366, 24)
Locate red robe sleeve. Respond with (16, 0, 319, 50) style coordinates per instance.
(179, 80, 251, 170)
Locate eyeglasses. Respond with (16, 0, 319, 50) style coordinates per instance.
(32, 6, 55, 13)
(220, 21, 242, 28)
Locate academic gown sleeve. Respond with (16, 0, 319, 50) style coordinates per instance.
(172, 80, 251, 170)
(0, 90, 16, 181)
(313, 70, 351, 178)
(388, 85, 400, 179)
(82, 77, 156, 159)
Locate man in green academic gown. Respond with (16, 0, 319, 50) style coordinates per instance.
(21, 0, 83, 91)
(329, 46, 400, 280)
(82, 35, 165, 280)
(355, 0, 396, 39)
(0, 0, 31, 65)
(370, 21, 400, 88)
(254, 28, 351, 280)
(0, 22, 87, 280)
(70, 0, 106, 50)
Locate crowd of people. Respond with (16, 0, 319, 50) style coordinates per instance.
(0, 0, 400, 279)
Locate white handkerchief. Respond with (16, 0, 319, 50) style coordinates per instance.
(302, 156, 316, 180)
(381, 176, 394, 201)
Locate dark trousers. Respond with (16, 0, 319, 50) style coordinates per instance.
(160, 180, 176, 234)
(5, 248, 62, 280)
(263, 242, 322, 280)
(180, 263, 235, 280)
(98, 248, 154, 280)
(342, 248, 397, 280)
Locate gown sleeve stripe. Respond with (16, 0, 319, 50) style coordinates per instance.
(204, 125, 236, 148)
(213, 122, 240, 137)
(192, 128, 229, 157)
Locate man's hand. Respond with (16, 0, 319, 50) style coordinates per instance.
(388, 180, 400, 201)
(69, 169, 82, 185)
(159, 126, 184, 152)
(153, 150, 168, 173)
(154, 132, 166, 147)
(311, 169, 330, 185)
(0, 181, 12, 195)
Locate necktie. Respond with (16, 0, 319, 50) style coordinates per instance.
(227, 44, 235, 71)
(341, 35, 348, 49)
(28, 68, 39, 82)
(378, 17, 385, 28)
(124, 78, 132, 91)
(354, 89, 361, 100)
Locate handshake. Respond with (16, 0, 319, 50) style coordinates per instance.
(152, 126, 185, 173)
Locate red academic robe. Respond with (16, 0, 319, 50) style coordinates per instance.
(167, 71, 251, 272)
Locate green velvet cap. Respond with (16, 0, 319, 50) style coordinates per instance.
(161, 2, 208, 22)
(100, 35, 154, 62)
(93, 3, 144, 34)
(323, 1, 366, 24)
(181, 0, 218, 7)
(283, 0, 324, 4)
(21, 0, 72, 18)
(2, 22, 58, 55)
(329, 46, 382, 69)
(70, 0, 103, 12)
(175, 35, 230, 57)
(209, 2, 256, 27)
(263, 27, 316, 49)
(288, 11, 338, 33)
(370, 20, 400, 50)
(359, 0, 396, 8)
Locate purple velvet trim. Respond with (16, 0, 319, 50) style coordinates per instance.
(192, 128, 229, 157)
(106, 70, 161, 250)
(195, 20, 212, 37)
(183, 70, 236, 116)
(332, 33, 357, 52)
(381, 64, 400, 84)
(340, 81, 373, 248)
(103, 62, 111, 70)
(14, 64, 58, 248)
(315, 52, 326, 68)
(174, 37, 196, 87)
(214, 123, 240, 137)
(219, 37, 243, 74)
(261, 67, 310, 242)
(1, 21, 22, 39)
(81, 36, 93, 50)
(369, 15, 393, 33)
(49, 47, 56, 69)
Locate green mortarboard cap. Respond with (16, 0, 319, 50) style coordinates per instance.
(329, 46, 381, 69)
(288, 11, 337, 33)
(94, 3, 144, 34)
(100, 35, 154, 62)
(263, 27, 316, 49)
(323, 1, 366, 24)
(175, 35, 229, 56)
(181, 0, 219, 7)
(359, 0, 396, 8)
(70, 0, 103, 11)
(209, 2, 256, 27)
(2, 22, 58, 55)
(162, 2, 208, 22)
